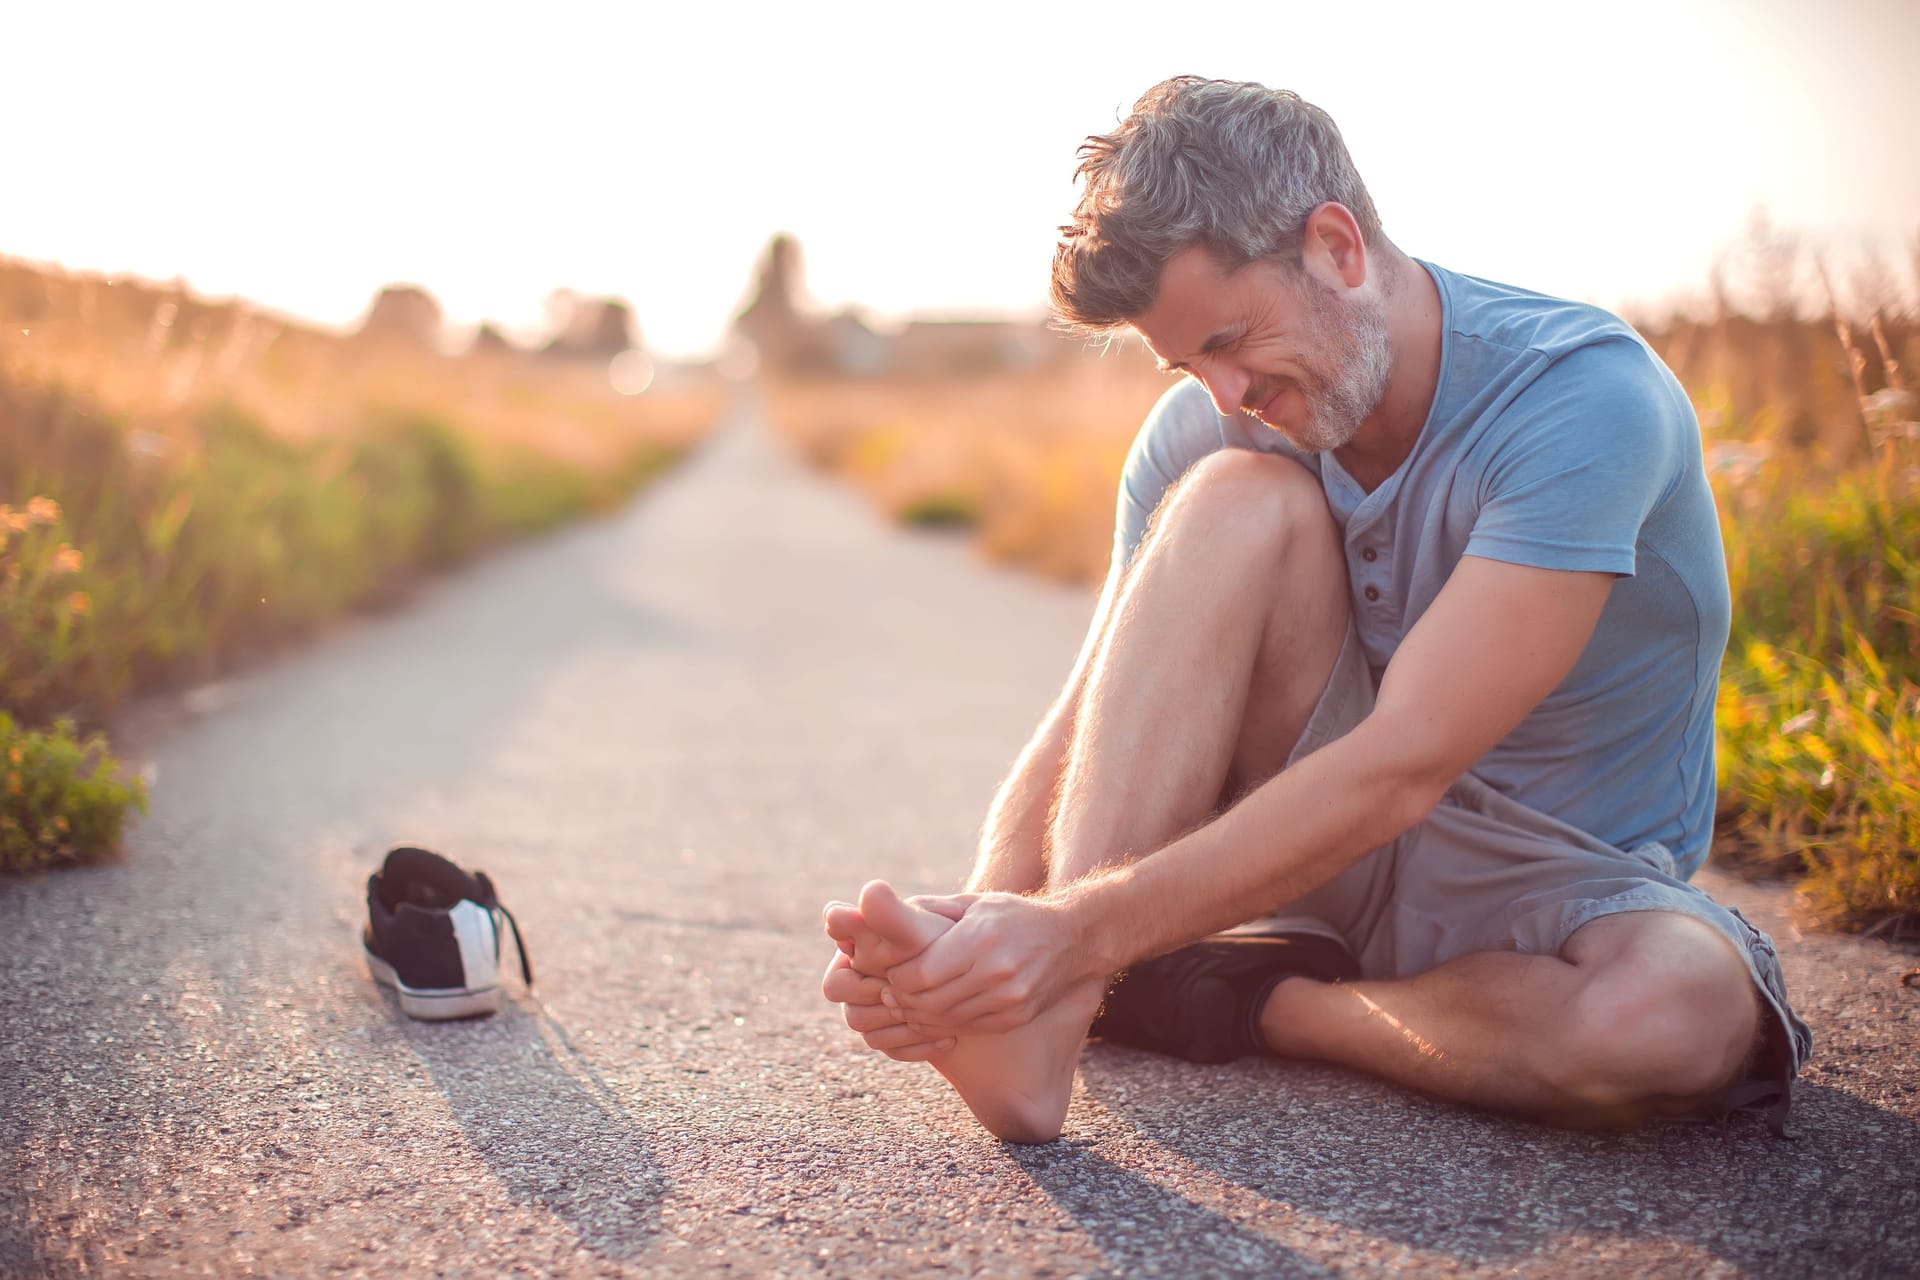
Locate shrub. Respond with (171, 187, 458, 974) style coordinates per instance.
(0, 712, 148, 873)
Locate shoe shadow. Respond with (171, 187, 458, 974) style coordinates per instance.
(1009, 1141, 1335, 1279)
(1077, 1049, 1920, 1274)
(391, 996, 669, 1257)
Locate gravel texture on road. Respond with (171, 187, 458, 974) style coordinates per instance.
(3, 405, 1916, 1278)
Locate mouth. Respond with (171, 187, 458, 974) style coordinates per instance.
(1246, 389, 1282, 427)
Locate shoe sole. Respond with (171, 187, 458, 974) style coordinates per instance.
(365, 949, 503, 1021)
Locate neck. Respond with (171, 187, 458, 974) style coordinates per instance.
(1335, 247, 1443, 491)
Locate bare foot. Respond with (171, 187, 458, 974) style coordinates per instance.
(832, 880, 1104, 1144)
(824, 880, 949, 978)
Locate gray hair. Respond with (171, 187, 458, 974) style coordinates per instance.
(1050, 77, 1384, 333)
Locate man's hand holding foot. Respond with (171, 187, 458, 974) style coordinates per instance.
(820, 881, 1107, 1143)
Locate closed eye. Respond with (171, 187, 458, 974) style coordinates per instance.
(1155, 328, 1244, 376)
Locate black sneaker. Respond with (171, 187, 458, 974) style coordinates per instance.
(1090, 921, 1359, 1063)
(363, 845, 534, 1021)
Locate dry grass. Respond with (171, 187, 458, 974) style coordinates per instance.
(765, 343, 1166, 582)
(0, 257, 722, 469)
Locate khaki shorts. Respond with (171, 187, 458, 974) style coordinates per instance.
(1275, 625, 1814, 1134)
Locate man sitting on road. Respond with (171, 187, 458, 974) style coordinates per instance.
(821, 76, 1812, 1144)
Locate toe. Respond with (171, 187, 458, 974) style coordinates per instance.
(857, 880, 951, 953)
(823, 902, 865, 942)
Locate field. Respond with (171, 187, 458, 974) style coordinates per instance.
(1, 259, 726, 871)
(763, 265, 1920, 938)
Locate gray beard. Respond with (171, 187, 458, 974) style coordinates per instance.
(1290, 282, 1393, 453)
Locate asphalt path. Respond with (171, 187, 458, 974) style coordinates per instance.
(4, 402, 1917, 1278)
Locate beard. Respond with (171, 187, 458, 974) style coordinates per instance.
(1248, 278, 1392, 453)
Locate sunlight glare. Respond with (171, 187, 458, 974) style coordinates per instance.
(608, 349, 655, 396)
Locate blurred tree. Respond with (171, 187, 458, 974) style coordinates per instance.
(734, 234, 810, 375)
(357, 285, 443, 349)
(542, 292, 640, 359)
(467, 322, 517, 357)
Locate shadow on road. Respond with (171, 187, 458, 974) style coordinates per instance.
(1078, 1048, 1918, 1275)
(1010, 1142, 1336, 1278)
(394, 999, 670, 1258)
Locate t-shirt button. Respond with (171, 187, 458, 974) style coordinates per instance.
(1361, 547, 1378, 562)
(1363, 585, 1381, 602)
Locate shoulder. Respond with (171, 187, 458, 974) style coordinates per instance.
(1426, 265, 1696, 457)
(1426, 264, 1696, 460)
(1123, 377, 1285, 486)
(1430, 262, 1645, 360)
(1506, 338, 1696, 463)
(1135, 377, 1227, 454)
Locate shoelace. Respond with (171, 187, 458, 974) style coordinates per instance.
(474, 872, 535, 988)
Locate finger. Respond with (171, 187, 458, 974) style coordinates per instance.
(884, 928, 980, 994)
(821, 954, 846, 1003)
(844, 1000, 906, 1034)
(888, 959, 1006, 1017)
(878, 1038, 957, 1062)
(904, 989, 1037, 1037)
(858, 1022, 944, 1053)
(822, 961, 886, 1007)
(905, 892, 978, 922)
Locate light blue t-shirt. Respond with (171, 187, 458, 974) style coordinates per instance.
(1113, 261, 1731, 876)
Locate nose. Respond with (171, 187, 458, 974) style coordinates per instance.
(1194, 359, 1250, 418)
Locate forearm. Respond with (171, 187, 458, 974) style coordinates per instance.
(1061, 713, 1448, 974)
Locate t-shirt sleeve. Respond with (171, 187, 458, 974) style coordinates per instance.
(1467, 341, 1693, 577)
(1111, 378, 1231, 572)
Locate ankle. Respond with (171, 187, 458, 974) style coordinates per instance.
(1256, 974, 1326, 1057)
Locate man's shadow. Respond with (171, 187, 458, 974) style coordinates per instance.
(1009, 1140, 1339, 1279)
(1065, 1047, 1919, 1275)
(386, 994, 669, 1258)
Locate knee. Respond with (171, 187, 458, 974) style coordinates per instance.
(1148, 448, 1336, 565)
(1549, 923, 1760, 1107)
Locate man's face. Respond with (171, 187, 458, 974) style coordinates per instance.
(1132, 245, 1392, 454)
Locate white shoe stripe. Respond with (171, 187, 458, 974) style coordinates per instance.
(449, 900, 499, 991)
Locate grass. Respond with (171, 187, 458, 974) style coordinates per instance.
(0, 712, 147, 872)
(765, 354, 1152, 582)
(1712, 432, 1919, 934)
(1, 258, 726, 872)
(764, 299, 1920, 938)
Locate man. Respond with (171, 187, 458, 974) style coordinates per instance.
(820, 76, 1811, 1144)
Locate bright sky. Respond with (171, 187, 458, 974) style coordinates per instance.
(6, 0, 1913, 359)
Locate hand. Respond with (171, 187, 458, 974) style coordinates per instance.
(882, 892, 1095, 1037)
(821, 942, 954, 1062)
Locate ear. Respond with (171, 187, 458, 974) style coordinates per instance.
(1300, 203, 1369, 292)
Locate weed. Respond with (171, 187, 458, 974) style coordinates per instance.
(0, 713, 147, 872)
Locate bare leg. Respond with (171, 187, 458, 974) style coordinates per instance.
(828, 451, 1354, 1141)
(1258, 910, 1764, 1126)
(1049, 449, 1350, 883)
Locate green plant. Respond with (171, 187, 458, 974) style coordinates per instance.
(899, 490, 984, 528)
(0, 712, 148, 872)
(1716, 636, 1920, 935)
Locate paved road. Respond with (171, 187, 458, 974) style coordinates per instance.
(4, 404, 1917, 1278)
